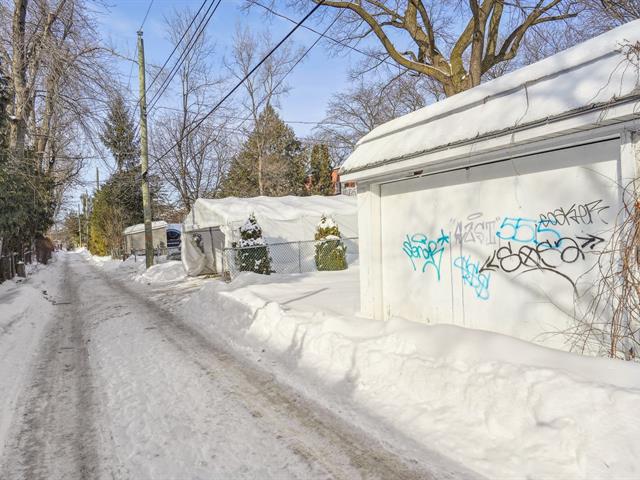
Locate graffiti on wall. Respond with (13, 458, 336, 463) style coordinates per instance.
(538, 200, 609, 227)
(402, 230, 450, 280)
(453, 255, 491, 300)
(450, 212, 499, 245)
(402, 199, 610, 300)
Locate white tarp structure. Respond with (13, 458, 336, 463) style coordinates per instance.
(182, 195, 358, 276)
(123, 221, 169, 254)
(341, 20, 640, 351)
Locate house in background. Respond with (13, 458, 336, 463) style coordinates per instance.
(304, 168, 357, 196)
(340, 20, 640, 352)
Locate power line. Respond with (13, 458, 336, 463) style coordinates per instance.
(144, 0, 211, 97)
(251, 1, 401, 71)
(139, 0, 155, 30)
(151, 10, 342, 134)
(114, 1, 328, 200)
(198, 7, 344, 144)
(146, 0, 222, 113)
(129, 0, 212, 126)
(132, 0, 222, 139)
(153, 105, 339, 126)
(128, 0, 157, 91)
(146, 0, 327, 173)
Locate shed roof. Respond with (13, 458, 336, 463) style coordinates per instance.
(341, 20, 640, 179)
(123, 221, 167, 235)
(184, 195, 357, 239)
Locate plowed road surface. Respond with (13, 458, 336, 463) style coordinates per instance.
(0, 253, 479, 479)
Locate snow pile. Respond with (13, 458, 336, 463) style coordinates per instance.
(182, 269, 640, 479)
(134, 261, 186, 284)
(0, 257, 57, 459)
(81, 250, 189, 284)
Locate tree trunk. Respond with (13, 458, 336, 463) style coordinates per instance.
(10, 0, 28, 158)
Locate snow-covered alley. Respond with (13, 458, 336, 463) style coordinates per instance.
(0, 252, 477, 480)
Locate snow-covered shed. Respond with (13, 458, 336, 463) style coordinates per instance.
(123, 221, 170, 254)
(340, 20, 640, 350)
(182, 195, 358, 276)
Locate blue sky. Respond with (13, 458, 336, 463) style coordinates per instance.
(96, 0, 356, 135)
(74, 0, 361, 200)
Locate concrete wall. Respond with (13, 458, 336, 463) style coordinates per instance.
(358, 131, 639, 349)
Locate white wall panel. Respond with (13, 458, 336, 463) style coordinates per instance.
(379, 139, 621, 347)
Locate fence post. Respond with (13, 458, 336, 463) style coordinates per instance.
(298, 241, 302, 274)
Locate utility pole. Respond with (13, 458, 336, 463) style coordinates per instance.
(77, 203, 82, 247)
(84, 191, 89, 246)
(96, 166, 100, 192)
(137, 30, 154, 269)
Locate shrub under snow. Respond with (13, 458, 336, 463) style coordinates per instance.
(314, 214, 347, 271)
(236, 213, 272, 275)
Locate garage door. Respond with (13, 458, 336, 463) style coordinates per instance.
(380, 139, 621, 345)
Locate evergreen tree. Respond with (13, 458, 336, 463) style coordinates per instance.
(221, 105, 306, 197)
(101, 93, 140, 171)
(89, 91, 146, 256)
(309, 144, 334, 195)
(236, 213, 272, 274)
(314, 214, 347, 271)
(88, 170, 144, 256)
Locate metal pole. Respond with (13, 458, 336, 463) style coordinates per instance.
(138, 31, 154, 269)
(84, 192, 89, 247)
(78, 203, 82, 247)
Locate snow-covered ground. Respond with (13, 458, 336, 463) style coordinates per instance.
(1, 252, 469, 479)
(3, 252, 640, 479)
(106, 255, 640, 480)
(0, 262, 56, 461)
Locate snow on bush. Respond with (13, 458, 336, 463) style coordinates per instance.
(314, 214, 347, 271)
(236, 213, 272, 275)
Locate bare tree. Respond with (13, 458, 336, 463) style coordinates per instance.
(595, 0, 640, 23)
(0, 0, 113, 199)
(576, 0, 640, 33)
(283, 0, 580, 96)
(314, 73, 433, 163)
(151, 9, 232, 210)
(225, 27, 303, 195)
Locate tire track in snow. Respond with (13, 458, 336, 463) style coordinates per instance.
(93, 260, 449, 480)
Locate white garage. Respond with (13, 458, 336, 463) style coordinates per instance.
(340, 21, 640, 350)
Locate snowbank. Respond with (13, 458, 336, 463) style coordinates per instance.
(181, 269, 640, 480)
(134, 261, 187, 284)
(81, 250, 189, 285)
(0, 256, 58, 460)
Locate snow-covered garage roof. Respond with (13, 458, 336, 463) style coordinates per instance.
(183, 195, 358, 243)
(341, 20, 640, 179)
(123, 221, 167, 235)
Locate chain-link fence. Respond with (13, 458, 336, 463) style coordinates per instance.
(222, 237, 358, 281)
